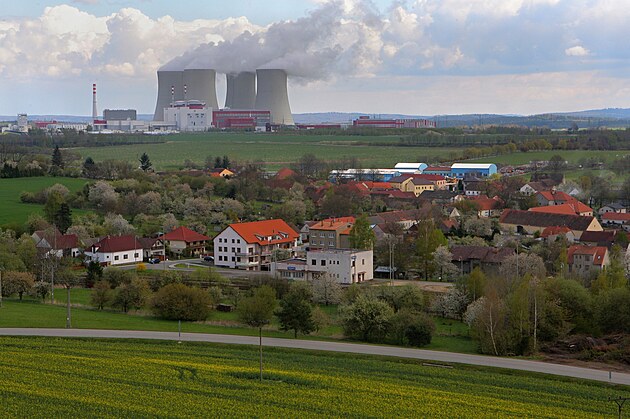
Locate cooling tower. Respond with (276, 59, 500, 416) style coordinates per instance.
(225, 72, 256, 109)
(153, 70, 184, 121)
(255, 69, 294, 125)
(183, 69, 219, 110)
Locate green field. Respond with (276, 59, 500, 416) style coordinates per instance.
(73, 133, 463, 170)
(0, 297, 477, 353)
(0, 177, 89, 227)
(0, 337, 625, 417)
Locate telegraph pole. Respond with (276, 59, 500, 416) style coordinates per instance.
(0, 268, 3, 308)
(609, 396, 629, 419)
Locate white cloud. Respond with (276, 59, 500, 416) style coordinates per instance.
(565, 46, 589, 57)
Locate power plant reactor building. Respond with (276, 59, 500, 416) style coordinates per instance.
(153, 68, 294, 126)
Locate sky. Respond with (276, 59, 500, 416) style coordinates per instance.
(1, 0, 630, 117)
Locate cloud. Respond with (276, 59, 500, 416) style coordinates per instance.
(565, 46, 589, 57)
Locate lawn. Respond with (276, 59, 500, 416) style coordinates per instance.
(72, 132, 463, 170)
(0, 337, 626, 417)
(0, 297, 476, 353)
(0, 177, 89, 227)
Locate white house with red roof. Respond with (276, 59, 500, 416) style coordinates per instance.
(160, 226, 210, 257)
(213, 219, 300, 271)
(84, 235, 143, 266)
(32, 228, 81, 258)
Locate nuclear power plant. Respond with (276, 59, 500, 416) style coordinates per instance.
(153, 68, 294, 126)
(225, 72, 256, 109)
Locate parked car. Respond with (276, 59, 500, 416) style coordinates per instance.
(148, 258, 161, 264)
(203, 255, 214, 263)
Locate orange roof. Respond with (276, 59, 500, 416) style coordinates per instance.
(541, 226, 572, 238)
(310, 219, 355, 231)
(275, 167, 298, 180)
(228, 219, 299, 245)
(469, 196, 502, 211)
(602, 212, 630, 221)
(361, 181, 392, 190)
(530, 202, 592, 215)
(568, 245, 608, 265)
(161, 226, 210, 242)
(537, 190, 573, 203)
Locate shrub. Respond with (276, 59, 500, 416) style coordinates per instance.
(388, 310, 435, 347)
(152, 283, 212, 321)
(340, 295, 393, 343)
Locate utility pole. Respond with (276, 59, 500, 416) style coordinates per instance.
(0, 268, 3, 309)
(609, 396, 629, 419)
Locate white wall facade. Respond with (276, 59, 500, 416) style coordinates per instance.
(85, 248, 142, 266)
(214, 227, 257, 270)
(164, 102, 212, 132)
(272, 249, 373, 284)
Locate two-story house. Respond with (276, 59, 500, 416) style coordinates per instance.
(271, 249, 373, 284)
(568, 245, 609, 276)
(84, 235, 144, 266)
(308, 219, 354, 249)
(160, 226, 210, 257)
(213, 219, 299, 271)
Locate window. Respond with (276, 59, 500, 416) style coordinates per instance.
(321, 260, 326, 266)
(123, 254, 128, 260)
(362, 259, 365, 265)
(312, 259, 317, 265)
(232, 257, 235, 262)
(232, 239, 235, 243)
(114, 255, 119, 261)
(237, 239, 241, 243)
(134, 253, 139, 258)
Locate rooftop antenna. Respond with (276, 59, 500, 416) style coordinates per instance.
(92, 83, 98, 120)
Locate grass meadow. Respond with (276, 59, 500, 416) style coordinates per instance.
(72, 132, 464, 170)
(0, 336, 626, 417)
(0, 177, 89, 227)
(0, 295, 477, 354)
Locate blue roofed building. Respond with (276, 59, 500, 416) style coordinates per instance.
(450, 163, 497, 179)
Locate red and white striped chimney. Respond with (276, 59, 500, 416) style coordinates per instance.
(92, 83, 98, 119)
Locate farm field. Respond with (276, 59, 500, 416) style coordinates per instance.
(72, 133, 463, 170)
(0, 336, 626, 417)
(0, 177, 89, 227)
(0, 297, 477, 353)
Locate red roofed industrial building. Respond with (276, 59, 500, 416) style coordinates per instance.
(567, 245, 609, 276)
(160, 226, 210, 257)
(213, 219, 300, 270)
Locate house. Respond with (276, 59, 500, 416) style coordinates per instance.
(160, 226, 210, 257)
(389, 174, 438, 196)
(213, 219, 300, 271)
(529, 202, 593, 217)
(450, 245, 515, 276)
(308, 218, 354, 249)
(271, 249, 373, 284)
(209, 168, 234, 178)
(463, 177, 487, 197)
(540, 226, 575, 243)
(84, 235, 143, 266)
(301, 217, 355, 244)
(578, 230, 620, 248)
(418, 189, 462, 204)
(469, 196, 503, 217)
(536, 190, 575, 206)
(519, 178, 561, 196)
(599, 203, 627, 215)
(368, 210, 425, 230)
(274, 167, 298, 180)
(137, 237, 166, 261)
(499, 209, 602, 239)
(567, 245, 609, 276)
(601, 212, 630, 229)
(32, 229, 81, 258)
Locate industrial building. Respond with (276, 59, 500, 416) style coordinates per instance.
(353, 116, 436, 129)
(212, 109, 271, 129)
(450, 163, 498, 178)
(103, 109, 137, 120)
(225, 72, 256, 109)
(163, 100, 211, 132)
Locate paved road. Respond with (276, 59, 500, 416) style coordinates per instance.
(1, 328, 628, 386)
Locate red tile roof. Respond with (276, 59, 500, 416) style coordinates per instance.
(529, 202, 593, 215)
(228, 219, 299, 245)
(499, 209, 597, 231)
(471, 196, 502, 211)
(88, 235, 143, 253)
(568, 245, 608, 266)
(161, 226, 210, 242)
(34, 229, 79, 250)
(602, 212, 630, 221)
(275, 167, 298, 180)
(537, 190, 574, 203)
